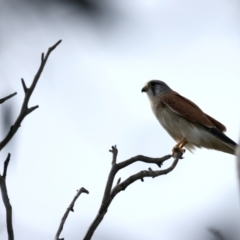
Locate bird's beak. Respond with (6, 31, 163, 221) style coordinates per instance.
(141, 86, 148, 93)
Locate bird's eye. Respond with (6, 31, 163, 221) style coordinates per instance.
(150, 82, 156, 87)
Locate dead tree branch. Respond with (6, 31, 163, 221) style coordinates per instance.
(0, 40, 62, 152)
(0, 154, 14, 240)
(0, 92, 17, 104)
(83, 146, 183, 240)
(55, 187, 89, 240)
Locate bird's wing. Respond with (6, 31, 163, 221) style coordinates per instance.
(160, 91, 237, 147)
(160, 91, 217, 128)
(205, 114, 226, 132)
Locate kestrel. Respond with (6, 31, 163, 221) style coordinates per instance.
(142, 80, 237, 155)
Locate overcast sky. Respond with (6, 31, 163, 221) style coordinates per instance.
(0, 0, 240, 239)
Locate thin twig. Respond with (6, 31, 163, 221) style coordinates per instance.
(3, 153, 11, 179)
(83, 147, 183, 240)
(0, 40, 62, 152)
(21, 78, 28, 93)
(0, 154, 14, 240)
(0, 92, 17, 104)
(116, 177, 121, 185)
(54, 187, 89, 240)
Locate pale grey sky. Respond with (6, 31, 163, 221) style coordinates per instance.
(0, 0, 240, 239)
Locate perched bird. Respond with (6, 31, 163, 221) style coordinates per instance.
(142, 80, 237, 155)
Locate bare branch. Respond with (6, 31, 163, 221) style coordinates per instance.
(0, 92, 17, 104)
(0, 154, 14, 240)
(110, 152, 181, 198)
(83, 147, 183, 240)
(21, 78, 28, 93)
(55, 187, 89, 240)
(117, 153, 172, 169)
(0, 40, 62, 152)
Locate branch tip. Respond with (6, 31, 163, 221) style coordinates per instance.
(3, 154, 11, 178)
(21, 78, 28, 93)
(110, 145, 118, 164)
(49, 39, 62, 51)
(27, 105, 39, 115)
(117, 178, 121, 185)
(0, 92, 17, 104)
(79, 187, 89, 194)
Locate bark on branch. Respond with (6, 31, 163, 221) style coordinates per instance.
(0, 40, 62, 152)
(83, 146, 183, 240)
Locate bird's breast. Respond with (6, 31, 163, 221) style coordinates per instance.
(151, 101, 191, 142)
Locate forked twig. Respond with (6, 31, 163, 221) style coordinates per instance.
(0, 40, 62, 152)
(83, 146, 183, 240)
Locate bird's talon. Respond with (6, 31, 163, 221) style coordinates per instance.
(172, 147, 185, 158)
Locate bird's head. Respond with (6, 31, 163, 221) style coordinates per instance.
(141, 80, 172, 100)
